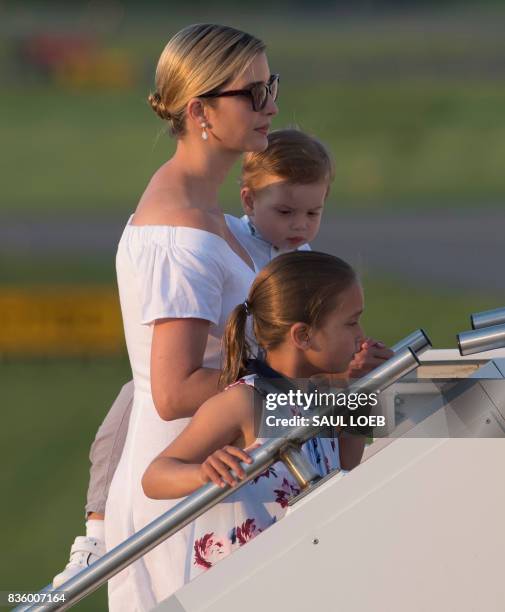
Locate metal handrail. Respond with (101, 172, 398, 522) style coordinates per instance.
(390, 328, 431, 355)
(17, 342, 422, 612)
(19, 444, 280, 612)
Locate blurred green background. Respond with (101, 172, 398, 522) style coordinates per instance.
(1, 1, 504, 609)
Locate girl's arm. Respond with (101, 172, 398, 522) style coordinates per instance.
(151, 318, 221, 421)
(142, 384, 257, 499)
(338, 431, 366, 471)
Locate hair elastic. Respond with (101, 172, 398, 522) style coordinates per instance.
(243, 300, 251, 316)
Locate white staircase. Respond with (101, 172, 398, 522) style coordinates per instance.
(156, 351, 505, 612)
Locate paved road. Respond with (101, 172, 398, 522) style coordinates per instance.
(2, 210, 504, 292)
(312, 210, 505, 293)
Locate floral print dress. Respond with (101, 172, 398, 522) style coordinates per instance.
(185, 373, 341, 581)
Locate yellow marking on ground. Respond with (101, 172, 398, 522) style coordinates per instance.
(0, 287, 125, 356)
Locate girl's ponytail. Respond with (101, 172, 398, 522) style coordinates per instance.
(219, 302, 252, 389)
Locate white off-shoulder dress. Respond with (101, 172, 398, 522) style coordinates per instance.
(105, 218, 256, 611)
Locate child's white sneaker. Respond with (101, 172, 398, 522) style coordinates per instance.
(53, 536, 105, 588)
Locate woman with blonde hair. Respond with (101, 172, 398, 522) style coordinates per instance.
(103, 23, 278, 609)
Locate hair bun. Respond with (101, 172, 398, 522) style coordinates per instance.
(148, 91, 172, 120)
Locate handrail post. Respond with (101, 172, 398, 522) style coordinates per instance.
(280, 444, 321, 488)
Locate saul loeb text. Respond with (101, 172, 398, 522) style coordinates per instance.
(260, 388, 383, 435)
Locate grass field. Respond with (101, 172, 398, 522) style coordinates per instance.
(3, 81, 505, 217)
(2, 8, 505, 217)
(360, 276, 502, 346)
(0, 358, 131, 610)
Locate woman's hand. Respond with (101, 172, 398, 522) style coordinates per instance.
(347, 337, 394, 380)
(200, 445, 254, 488)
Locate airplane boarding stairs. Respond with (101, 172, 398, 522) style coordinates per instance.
(157, 348, 505, 612)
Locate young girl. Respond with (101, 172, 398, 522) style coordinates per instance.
(142, 250, 366, 582)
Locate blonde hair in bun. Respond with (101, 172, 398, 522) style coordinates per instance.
(147, 92, 172, 121)
(148, 23, 265, 137)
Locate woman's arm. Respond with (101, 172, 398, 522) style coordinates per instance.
(150, 317, 221, 420)
(142, 384, 257, 499)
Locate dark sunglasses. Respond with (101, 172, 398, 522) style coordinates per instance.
(200, 74, 279, 112)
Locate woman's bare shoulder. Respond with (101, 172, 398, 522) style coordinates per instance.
(131, 165, 217, 227)
(132, 194, 222, 233)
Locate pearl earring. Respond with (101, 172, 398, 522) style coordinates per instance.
(200, 122, 208, 141)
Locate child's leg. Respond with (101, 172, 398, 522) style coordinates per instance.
(53, 381, 134, 587)
(85, 380, 134, 518)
